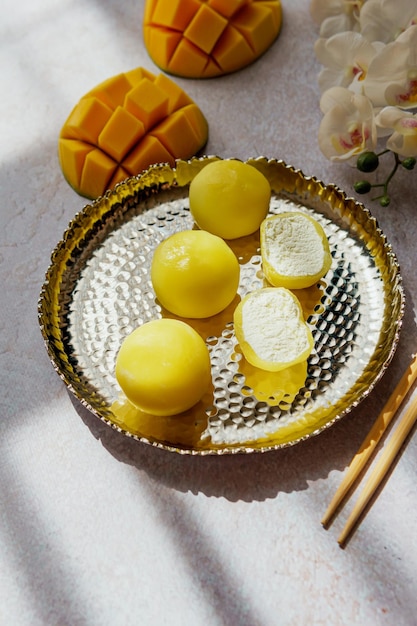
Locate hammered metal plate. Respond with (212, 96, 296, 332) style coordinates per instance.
(38, 157, 404, 454)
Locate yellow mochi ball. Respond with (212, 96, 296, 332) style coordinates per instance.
(115, 318, 211, 416)
(189, 160, 271, 239)
(151, 229, 240, 318)
(260, 212, 332, 289)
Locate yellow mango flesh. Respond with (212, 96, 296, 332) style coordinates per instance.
(59, 68, 208, 199)
(115, 319, 212, 416)
(143, 0, 283, 78)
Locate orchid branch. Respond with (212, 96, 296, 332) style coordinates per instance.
(354, 151, 416, 206)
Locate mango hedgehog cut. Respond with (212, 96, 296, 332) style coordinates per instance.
(143, 0, 283, 78)
(58, 67, 208, 199)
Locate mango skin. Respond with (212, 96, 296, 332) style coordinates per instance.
(58, 68, 208, 199)
(143, 0, 283, 78)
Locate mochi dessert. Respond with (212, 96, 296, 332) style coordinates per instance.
(151, 229, 240, 318)
(115, 319, 211, 416)
(233, 287, 314, 372)
(189, 159, 271, 239)
(261, 212, 332, 289)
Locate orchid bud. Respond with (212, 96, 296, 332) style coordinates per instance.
(354, 180, 372, 194)
(356, 151, 379, 173)
(401, 157, 416, 171)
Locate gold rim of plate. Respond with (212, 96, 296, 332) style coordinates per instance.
(38, 157, 405, 455)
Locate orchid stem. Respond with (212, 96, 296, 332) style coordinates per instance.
(371, 152, 400, 202)
(375, 149, 390, 158)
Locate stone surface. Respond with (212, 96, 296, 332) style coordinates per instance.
(1, 1, 416, 624)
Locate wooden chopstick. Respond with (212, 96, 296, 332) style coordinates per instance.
(322, 353, 417, 538)
(337, 390, 417, 546)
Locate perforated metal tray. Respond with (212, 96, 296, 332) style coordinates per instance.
(38, 157, 404, 454)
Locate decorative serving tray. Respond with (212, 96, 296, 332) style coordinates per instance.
(38, 157, 404, 454)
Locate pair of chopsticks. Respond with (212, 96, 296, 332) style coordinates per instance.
(322, 353, 417, 547)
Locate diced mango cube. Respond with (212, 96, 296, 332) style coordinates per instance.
(151, 0, 201, 31)
(124, 67, 156, 87)
(151, 106, 207, 158)
(62, 97, 113, 143)
(184, 5, 227, 54)
(123, 136, 174, 176)
(124, 78, 169, 130)
(58, 138, 93, 189)
(154, 74, 193, 112)
(143, 0, 158, 24)
(142, 28, 182, 73)
(208, 0, 249, 19)
(80, 149, 116, 200)
(86, 73, 133, 109)
(233, 4, 279, 55)
(262, 1, 283, 30)
(98, 106, 146, 162)
(168, 38, 209, 77)
(212, 25, 254, 74)
(179, 104, 209, 143)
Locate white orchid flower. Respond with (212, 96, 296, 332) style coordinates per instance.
(312, 0, 417, 202)
(318, 86, 377, 161)
(360, 0, 417, 43)
(363, 25, 417, 108)
(310, 0, 365, 38)
(376, 107, 417, 156)
(315, 31, 384, 94)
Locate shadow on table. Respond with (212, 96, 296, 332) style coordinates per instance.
(75, 394, 362, 498)
(70, 379, 403, 503)
(74, 286, 416, 503)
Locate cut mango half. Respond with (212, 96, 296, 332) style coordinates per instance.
(59, 68, 208, 199)
(143, 0, 283, 78)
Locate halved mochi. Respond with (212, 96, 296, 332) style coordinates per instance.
(234, 288, 314, 372)
(143, 0, 283, 78)
(58, 68, 208, 199)
(261, 212, 332, 289)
